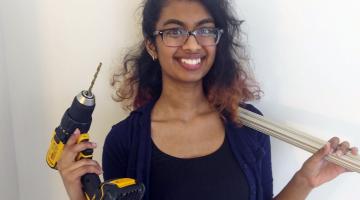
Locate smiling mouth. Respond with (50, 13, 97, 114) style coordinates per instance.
(177, 57, 203, 70)
(181, 58, 201, 65)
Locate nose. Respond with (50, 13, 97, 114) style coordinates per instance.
(181, 35, 201, 51)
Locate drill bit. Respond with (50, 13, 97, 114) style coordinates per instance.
(87, 62, 102, 96)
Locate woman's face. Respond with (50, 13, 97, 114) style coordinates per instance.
(150, 0, 217, 85)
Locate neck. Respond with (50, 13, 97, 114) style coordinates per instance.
(153, 80, 213, 122)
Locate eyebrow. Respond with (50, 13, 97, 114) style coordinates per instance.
(162, 18, 215, 27)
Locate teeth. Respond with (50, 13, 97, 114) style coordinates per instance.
(181, 58, 201, 65)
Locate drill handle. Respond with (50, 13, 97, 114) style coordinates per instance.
(82, 173, 102, 200)
(77, 133, 102, 200)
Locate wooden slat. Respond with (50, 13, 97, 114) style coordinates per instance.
(238, 107, 360, 173)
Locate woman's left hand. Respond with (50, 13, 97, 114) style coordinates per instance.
(296, 137, 358, 189)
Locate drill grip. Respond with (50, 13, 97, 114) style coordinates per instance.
(76, 132, 102, 199)
(82, 173, 102, 200)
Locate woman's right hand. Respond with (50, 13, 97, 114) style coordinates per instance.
(57, 129, 103, 200)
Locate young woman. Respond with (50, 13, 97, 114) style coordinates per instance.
(57, 0, 358, 200)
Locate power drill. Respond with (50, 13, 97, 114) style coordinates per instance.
(46, 63, 145, 200)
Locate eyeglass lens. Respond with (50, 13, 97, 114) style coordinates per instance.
(162, 29, 220, 47)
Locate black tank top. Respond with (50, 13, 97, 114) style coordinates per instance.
(149, 136, 250, 200)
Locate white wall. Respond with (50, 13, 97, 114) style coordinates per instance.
(0, 0, 359, 199)
(0, 8, 19, 199)
(236, 0, 360, 199)
(1, 0, 141, 199)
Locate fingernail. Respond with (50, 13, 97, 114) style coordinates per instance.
(336, 150, 342, 157)
(92, 142, 97, 147)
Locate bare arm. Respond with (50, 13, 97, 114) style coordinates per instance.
(274, 137, 358, 200)
(273, 172, 312, 200)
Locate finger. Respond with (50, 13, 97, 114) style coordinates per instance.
(65, 159, 101, 172)
(71, 164, 103, 180)
(307, 142, 331, 164)
(71, 141, 97, 154)
(328, 137, 340, 153)
(61, 163, 102, 183)
(335, 141, 350, 157)
(60, 141, 97, 167)
(65, 129, 81, 147)
(59, 132, 96, 167)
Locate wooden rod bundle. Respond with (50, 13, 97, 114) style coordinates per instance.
(238, 107, 360, 174)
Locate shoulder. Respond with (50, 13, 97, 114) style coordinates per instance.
(105, 114, 134, 145)
(105, 111, 143, 146)
(232, 103, 269, 146)
(102, 110, 148, 180)
(226, 103, 271, 165)
(104, 100, 154, 148)
(102, 110, 144, 163)
(240, 103, 263, 116)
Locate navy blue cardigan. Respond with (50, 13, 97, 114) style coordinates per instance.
(102, 101, 273, 200)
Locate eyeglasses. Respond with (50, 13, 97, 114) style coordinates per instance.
(153, 27, 224, 47)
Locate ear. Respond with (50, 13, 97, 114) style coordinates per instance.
(145, 39, 158, 60)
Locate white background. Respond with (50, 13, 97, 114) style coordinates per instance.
(0, 0, 359, 199)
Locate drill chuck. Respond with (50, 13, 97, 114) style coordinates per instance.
(63, 91, 95, 133)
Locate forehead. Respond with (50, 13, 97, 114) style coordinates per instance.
(156, 0, 213, 28)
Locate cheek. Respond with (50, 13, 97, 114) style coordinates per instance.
(156, 48, 177, 72)
(158, 48, 179, 67)
(206, 47, 217, 65)
(158, 49, 175, 65)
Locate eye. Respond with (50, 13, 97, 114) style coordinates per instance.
(164, 28, 186, 38)
(197, 28, 217, 37)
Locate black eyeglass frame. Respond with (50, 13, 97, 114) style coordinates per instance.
(152, 27, 224, 47)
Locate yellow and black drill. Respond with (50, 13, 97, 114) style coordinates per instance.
(46, 63, 145, 200)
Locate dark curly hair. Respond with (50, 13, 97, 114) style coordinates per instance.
(112, 0, 262, 124)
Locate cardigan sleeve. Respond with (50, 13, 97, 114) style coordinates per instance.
(259, 133, 273, 199)
(102, 121, 130, 181)
(244, 104, 274, 199)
